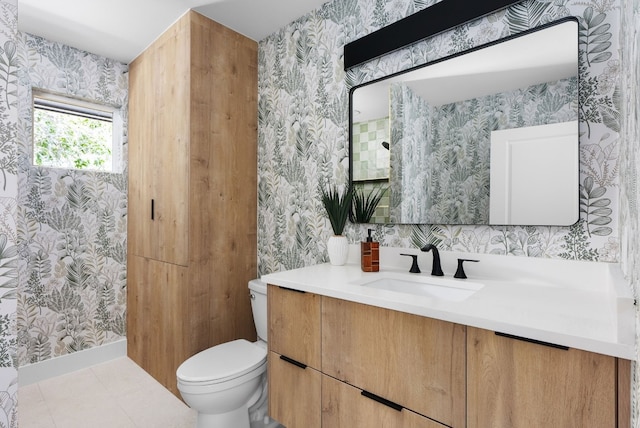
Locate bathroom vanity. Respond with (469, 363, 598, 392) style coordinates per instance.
(263, 247, 634, 428)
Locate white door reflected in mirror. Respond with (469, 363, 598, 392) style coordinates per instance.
(489, 121, 579, 226)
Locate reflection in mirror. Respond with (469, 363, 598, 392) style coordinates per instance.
(349, 18, 579, 226)
(489, 121, 579, 225)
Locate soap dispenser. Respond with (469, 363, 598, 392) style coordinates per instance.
(361, 229, 379, 272)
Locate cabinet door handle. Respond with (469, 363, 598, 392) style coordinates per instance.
(278, 286, 305, 294)
(495, 332, 569, 351)
(361, 390, 403, 412)
(279, 355, 307, 369)
(151, 199, 154, 220)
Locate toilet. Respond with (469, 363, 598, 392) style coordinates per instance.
(177, 279, 271, 428)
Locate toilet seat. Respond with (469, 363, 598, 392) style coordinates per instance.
(177, 339, 267, 386)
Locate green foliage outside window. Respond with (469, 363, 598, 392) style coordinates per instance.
(33, 108, 112, 171)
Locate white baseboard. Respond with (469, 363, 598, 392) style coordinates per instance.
(18, 339, 127, 386)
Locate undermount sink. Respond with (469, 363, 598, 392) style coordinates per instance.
(352, 272, 484, 302)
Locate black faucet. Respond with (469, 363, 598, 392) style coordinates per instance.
(420, 244, 443, 276)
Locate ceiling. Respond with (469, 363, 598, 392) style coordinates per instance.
(18, 0, 328, 64)
(353, 20, 578, 122)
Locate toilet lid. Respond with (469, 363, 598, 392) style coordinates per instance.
(177, 339, 267, 384)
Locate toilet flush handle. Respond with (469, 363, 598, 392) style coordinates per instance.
(250, 292, 256, 300)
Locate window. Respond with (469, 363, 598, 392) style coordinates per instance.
(32, 90, 122, 172)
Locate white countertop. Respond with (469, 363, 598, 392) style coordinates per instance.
(261, 246, 636, 360)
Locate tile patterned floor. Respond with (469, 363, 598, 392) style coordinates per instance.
(18, 357, 197, 428)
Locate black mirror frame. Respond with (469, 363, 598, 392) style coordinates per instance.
(348, 16, 580, 226)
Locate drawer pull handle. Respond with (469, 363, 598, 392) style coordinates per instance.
(361, 390, 403, 412)
(495, 332, 569, 351)
(279, 355, 307, 369)
(151, 199, 155, 220)
(277, 286, 305, 293)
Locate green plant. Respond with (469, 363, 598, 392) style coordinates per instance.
(320, 184, 353, 235)
(351, 187, 384, 223)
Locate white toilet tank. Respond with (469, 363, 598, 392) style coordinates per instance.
(248, 279, 268, 343)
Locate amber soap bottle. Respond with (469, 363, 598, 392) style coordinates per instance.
(361, 229, 379, 272)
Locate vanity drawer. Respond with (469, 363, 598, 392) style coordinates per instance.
(267, 284, 321, 368)
(321, 297, 466, 427)
(467, 327, 617, 428)
(322, 374, 446, 428)
(269, 351, 321, 428)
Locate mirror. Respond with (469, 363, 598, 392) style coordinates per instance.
(349, 19, 579, 226)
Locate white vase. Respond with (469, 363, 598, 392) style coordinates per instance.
(327, 235, 349, 266)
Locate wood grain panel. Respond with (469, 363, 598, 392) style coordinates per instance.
(127, 255, 188, 396)
(127, 42, 152, 259)
(322, 374, 447, 428)
(322, 297, 466, 427)
(127, 10, 258, 397)
(150, 13, 189, 266)
(467, 327, 616, 428)
(618, 358, 631, 428)
(187, 11, 258, 352)
(269, 351, 321, 428)
(268, 285, 321, 369)
(128, 12, 189, 266)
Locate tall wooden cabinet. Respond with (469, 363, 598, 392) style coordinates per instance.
(127, 10, 258, 396)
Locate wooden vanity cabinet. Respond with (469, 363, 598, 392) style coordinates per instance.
(322, 297, 466, 428)
(467, 327, 621, 428)
(268, 286, 631, 427)
(268, 285, 322, 428)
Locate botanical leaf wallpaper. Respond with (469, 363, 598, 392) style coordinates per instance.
(619, 0, 640, 422)
(15, 33, 127, 366)
(0, 0, 18, 425)
(389, 83, 431, 223)
(258, 0, 623, 277)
